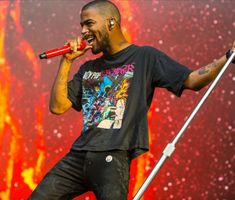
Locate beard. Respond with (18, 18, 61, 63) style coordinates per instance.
(91, 27, 110, 55)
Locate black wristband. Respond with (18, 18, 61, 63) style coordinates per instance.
(226, 49, 235, 64)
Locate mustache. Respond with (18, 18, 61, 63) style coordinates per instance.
(82, 32, 93, 40)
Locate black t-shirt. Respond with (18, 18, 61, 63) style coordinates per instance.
(67, 45, 192, 159)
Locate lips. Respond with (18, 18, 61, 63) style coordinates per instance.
(87, 37, 94, 45)
(85, 35, 95, 46)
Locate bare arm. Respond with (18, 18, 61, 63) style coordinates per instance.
(49, 58, 73, 114)
(184, 41, 235, 91)
(49, 38, 91, 114)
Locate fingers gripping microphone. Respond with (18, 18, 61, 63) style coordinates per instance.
(39, 40, 86, 59)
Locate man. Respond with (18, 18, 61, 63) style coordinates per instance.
(29, 0, 235, 199)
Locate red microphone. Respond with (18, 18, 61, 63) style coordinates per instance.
(39, 40, 86, 59)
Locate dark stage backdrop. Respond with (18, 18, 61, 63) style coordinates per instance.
(0, 0, 235, 200)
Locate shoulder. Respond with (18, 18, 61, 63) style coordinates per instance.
(81, 59, 98, 67)
(79, 57, 102, 71)
(136, 45, 164, 57)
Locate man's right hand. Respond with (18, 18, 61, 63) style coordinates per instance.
(63, 37, 92, 62)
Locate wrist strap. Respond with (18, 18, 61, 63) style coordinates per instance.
(226, 49, 235, 64)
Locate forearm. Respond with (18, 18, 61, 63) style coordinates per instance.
(49, 37, 91, 114)
(49, 57, 72, 114)
(184, 55, 227, 91)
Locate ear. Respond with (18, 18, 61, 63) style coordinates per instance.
(108, 18, 115, 30)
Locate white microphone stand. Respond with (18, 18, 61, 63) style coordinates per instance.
(133, 51, 235, 200)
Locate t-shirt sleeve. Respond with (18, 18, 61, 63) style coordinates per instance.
(150, 48, 192, 97)
(67, 66, 84, 111)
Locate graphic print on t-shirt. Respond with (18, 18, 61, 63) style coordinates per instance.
(82, 63, 135, 131)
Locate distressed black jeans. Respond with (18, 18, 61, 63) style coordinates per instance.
(28, 149, 131, 200)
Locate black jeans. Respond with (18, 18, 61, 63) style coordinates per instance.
(28, 149, 131, 200)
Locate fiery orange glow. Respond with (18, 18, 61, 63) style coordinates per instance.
(21, 96, 46, 191)
(0, 2, 14, 199)
(115, 0, 138, 43)
(0, 1, 45, 199)
(18, 41, 41, 80)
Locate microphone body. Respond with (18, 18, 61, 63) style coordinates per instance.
(39, 40, 86, 59)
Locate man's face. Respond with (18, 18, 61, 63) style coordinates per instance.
(80, 8, 110, 54)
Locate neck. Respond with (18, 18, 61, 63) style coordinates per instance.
(103, 32, 131, 57)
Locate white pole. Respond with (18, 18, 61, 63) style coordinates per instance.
(133, 51, 235, 200)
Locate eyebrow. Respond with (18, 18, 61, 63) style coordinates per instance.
(80, 19, 95, 27)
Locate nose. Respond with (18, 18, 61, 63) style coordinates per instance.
(81, 28, 89, 39)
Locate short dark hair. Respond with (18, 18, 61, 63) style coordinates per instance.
(82, 0, 121, 25)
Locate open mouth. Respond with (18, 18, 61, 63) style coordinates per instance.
(86, 36, 95, 45)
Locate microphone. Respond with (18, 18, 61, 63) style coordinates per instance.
(39, 40, 86, 59)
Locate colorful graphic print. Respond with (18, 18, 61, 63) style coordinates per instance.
(82, 64, 135, 131)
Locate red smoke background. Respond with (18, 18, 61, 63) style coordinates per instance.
(0, 0, 235, 199)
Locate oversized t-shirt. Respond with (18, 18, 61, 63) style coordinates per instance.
(67, 45, 192, 159)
